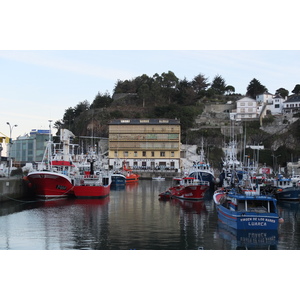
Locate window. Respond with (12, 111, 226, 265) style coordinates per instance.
(142, 151, 146, 157)
(160, 151, 165, 157)
(171, 151, 174, 157)
(114, 151, 118, 158)
(124, 151, 128, 157)
(151, 151, 155, 157)
(134, 151, 137, 157)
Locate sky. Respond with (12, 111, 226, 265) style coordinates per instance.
(1, 1, 299, 141)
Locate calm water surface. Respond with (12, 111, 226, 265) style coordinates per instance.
(1, 180, 300, 250)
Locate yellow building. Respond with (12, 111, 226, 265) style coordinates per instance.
(108, 119, 181, 170)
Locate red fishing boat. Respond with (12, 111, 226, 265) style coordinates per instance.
(26, 129, 77, 199)
(171, 177, 210, 200)
(160, 177, 210, 201)
(26, 169, 74, 199)
(73, 173, 111, 198)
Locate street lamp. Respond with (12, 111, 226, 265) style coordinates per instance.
(6, 122, 18, 177)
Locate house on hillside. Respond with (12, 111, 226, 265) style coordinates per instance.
(256, 92, 274, 104)
(283, 94, 300, 113)
(266, 94, 286, 115)
(235, 97, 258, 121)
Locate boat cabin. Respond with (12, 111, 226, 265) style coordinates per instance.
(224, 194, 277, 214)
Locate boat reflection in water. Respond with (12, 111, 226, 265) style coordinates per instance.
(170, 198, 207, 214)
(216, 221, 278, 250)
(73, 196, 110, 206)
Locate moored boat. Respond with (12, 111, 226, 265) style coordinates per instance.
(72, 150, 111, 198)
(72, 176, 111, 198)
(26, 129, 77, 199)
(164, 177, 210, 201)
(188, 139, 216, 189)
(26, 170, 74, 199)
(272, 174, 300, 201)
(275, 186, 300, 201)
(111, 173, 126, 186)
(123, 166, 139, 183)
(213, 187, 283, 230)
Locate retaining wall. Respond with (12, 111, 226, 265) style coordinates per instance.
(0, 177, 29, 202)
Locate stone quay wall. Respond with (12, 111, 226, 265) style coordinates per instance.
(0, 177, 29, 203)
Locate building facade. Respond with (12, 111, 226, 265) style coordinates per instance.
(256, 92, 274, 104)
(108, 119, 181, 170)
(235, 97, 258, 120)
(266, 94, 285, 115)
(283, 94, 300, 113)
(10, 129, 50, 165)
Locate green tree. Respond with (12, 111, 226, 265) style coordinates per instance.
(225, 85, 235, 94)
(192, 73, 210, 97)
(91, 92, 112, 109)
(292, 84, 300, 94)
(137, 83, 150, 107)
(161, 71, 179, 104)
(246, 78, 268, 99)
(74, 100, 90, 117)
(211, 75, 227, 95)
(175, 78, 196, 105)
(113, 79, 136, 93)
(63, 107, 75, 128)
(275, 88, 289, 98)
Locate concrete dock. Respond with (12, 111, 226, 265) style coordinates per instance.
(0, 177, 29, 203)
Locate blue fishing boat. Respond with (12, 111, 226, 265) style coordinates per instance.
(275, 186, 300, 201)
(188, 139, 216, 189)
(213, 187, 283, 230)
(272, 174, 300, 201)
(111, 173, 126, 186)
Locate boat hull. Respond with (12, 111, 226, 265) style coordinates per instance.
(73, 185, 110, 198)
(111, 174, 126, 186)
(216, 205, 279, 230)
(126, 175, 139, 183)
(27, 171, 74, 198)
(171, 184, 209, 200)
(276, 187, 300, 201)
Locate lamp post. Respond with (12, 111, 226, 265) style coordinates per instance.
(6, 122, 18, 177)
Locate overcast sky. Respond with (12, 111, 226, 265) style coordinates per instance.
(1, 1, 299, 139)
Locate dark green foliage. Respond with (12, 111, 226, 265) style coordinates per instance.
(211, 75, 227, 95)
(292, 84, 300, 94)
(275, 87, 289, 98)
(91, 92, 112, 109)
(246, 78, 268, 99)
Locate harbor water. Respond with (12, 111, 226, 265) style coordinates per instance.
(1, 179, 300, 250)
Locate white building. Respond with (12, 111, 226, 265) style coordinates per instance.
(256, 92, 274, 104)
(283, 94, 300, 113)
(266, 94, 286, 115)
(236, 97, 258, 121)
